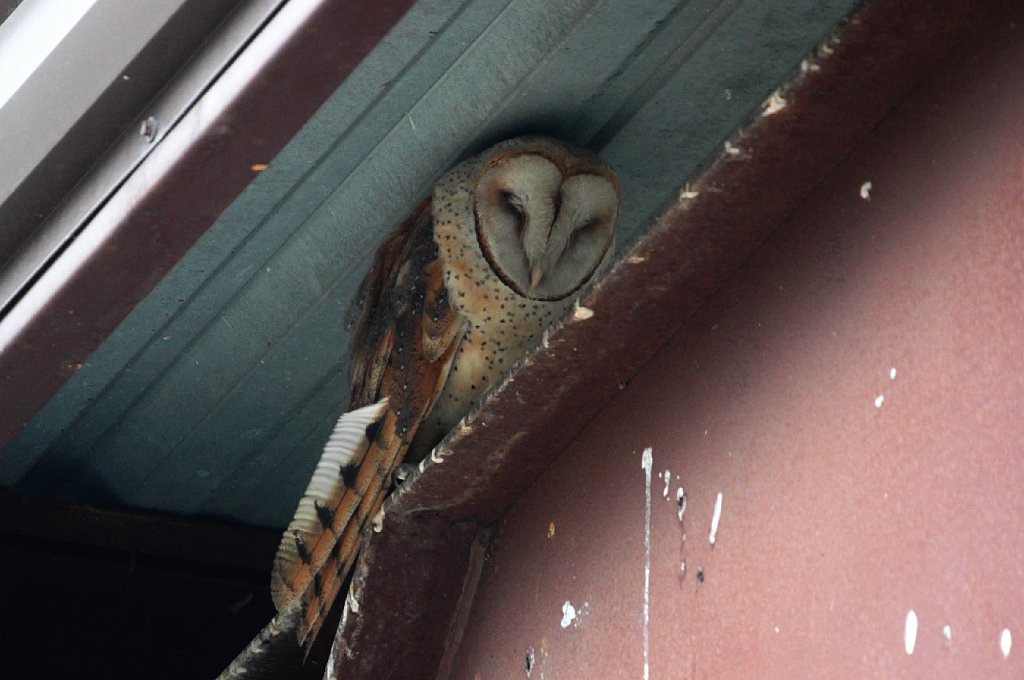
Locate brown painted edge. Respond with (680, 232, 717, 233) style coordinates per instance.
(331, 1, 1008, 678)
(0, 0, 417, 449)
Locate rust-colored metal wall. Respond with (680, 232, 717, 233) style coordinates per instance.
(452, 10, 1024, 680)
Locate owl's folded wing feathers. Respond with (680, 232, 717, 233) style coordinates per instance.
(269, 199, 465, 650)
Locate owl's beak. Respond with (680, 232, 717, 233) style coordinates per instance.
(530, 266, 544, 290)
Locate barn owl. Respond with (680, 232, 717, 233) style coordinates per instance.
(269, 136, 620, 654)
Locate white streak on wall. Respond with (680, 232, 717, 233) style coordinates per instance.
(709, 492, 723, 546)
(904, 610, 918, 654)
(641, 447, 653, 680)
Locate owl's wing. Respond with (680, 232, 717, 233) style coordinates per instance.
(270, 199, 465, 651)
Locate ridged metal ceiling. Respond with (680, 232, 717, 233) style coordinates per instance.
(1, 0, 857, 529)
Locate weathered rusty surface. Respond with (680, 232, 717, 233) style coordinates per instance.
(331, 1, 1010, 678)
(329, 517, 483, 679)
(454, 2, 1024, 678)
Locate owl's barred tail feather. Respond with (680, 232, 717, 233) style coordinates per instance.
(270, 398, 400, 648)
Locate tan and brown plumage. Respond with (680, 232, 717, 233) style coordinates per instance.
(268, 135, 621, 654)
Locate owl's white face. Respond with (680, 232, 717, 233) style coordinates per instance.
(471, 139, 620, 300)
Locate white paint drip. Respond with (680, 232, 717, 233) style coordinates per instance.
(676, 487, 687, 522)
(641, 447, 653, 680)
(904, 610, 918, 655)
(560, 601, 576, 629)
(709, 492, 723, 546)
(890, 367, 898, 380)
(942, 624, 952, 645)
(662, 469, 671, 499)
(875, 394, 885, 408)
(860, 181, 872, 200)
(1001, 628, 1012, 658)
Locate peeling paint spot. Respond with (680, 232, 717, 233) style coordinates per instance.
(678, 183, 699, 200)
(1001, 628, 1013, 658)
(371, 508, 385, 533)
(662, 469, 671, 499)
(525, 647, 535, 676)
(627, 253, 646, 264)
(560, 601, 577, 629)
(547, 522, 556, 539)
(860, 181, 872, 201)
(943, 624, 952, 645)
(346, 589, 360, 615)
(709, 492, 723, 546)
(572, 299, 594, 321)
(723, 140, 742, 156)
(576, 600, 591, 627)
(679, 561, 686, 577)
(641, 447, 653, 680)
(676, 487, 687, 522)
(541, 328, 550, 349)
(430, 447, 445, 464)
(875, 394, 885, 408)
(904, 610, 918, 655)
(762, 89, 787, 115)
